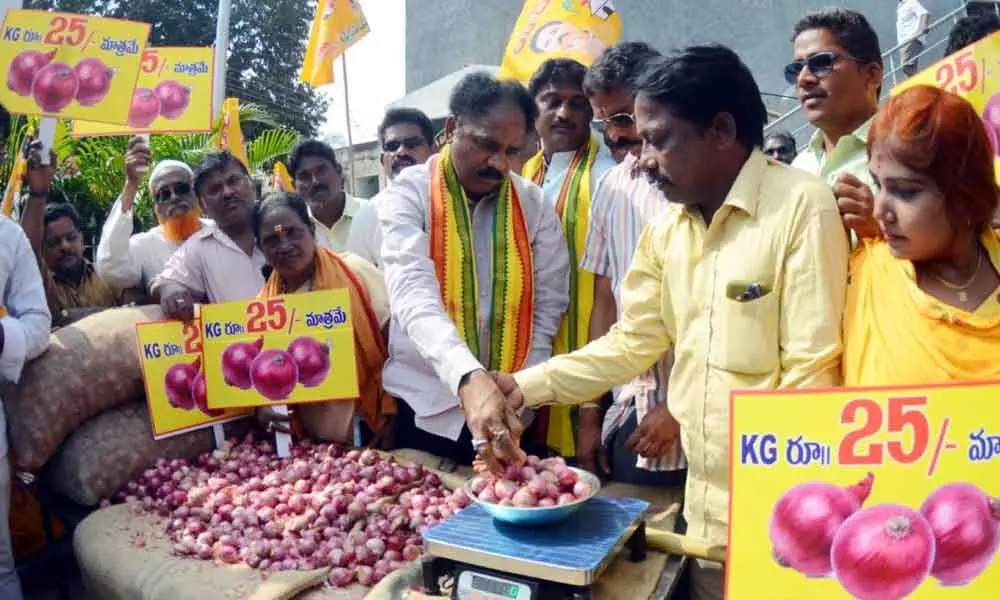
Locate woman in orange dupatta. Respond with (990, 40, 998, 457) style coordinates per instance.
(843, 86, 1000, 385)
(251, 192, 395, 446)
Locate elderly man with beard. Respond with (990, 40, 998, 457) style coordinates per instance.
(347, 108, 436, 268)
(96, 136, 208, 296)
(378, 72, 569, 468)
(153, 151, 266, 321)
(290, 140, 365, 253)
(19, 143, 123, 327)
(575, 41, 687, 486)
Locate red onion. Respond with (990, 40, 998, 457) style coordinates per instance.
(920, 482, 1000, 585)
(769, 472, 874, 578)
(831, 504, 935, 600)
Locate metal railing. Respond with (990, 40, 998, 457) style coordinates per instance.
(764, 2, 979, 143)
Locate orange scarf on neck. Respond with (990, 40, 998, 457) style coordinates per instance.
(259, 248, 393, 431)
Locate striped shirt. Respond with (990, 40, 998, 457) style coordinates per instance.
(580, 154, 686, 473)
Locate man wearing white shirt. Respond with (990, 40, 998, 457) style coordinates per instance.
(379, 72, 569, 466)
(289, 140, 364, 253)
(347, 108, 435, 268)
(0, 144, 51, 597)
(898, 0, 930, 76)
(152, 151, 266, 321)
(95, 137, 209, 296)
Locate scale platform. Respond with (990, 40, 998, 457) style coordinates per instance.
(422, 496, 649, 599)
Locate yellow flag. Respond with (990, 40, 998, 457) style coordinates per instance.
(498, 0, 622, 83)
(300, 0, 371, 87)
(217, 97, 249, 170)
(1, 124, 33, 219)
(272, 161, 294, 192)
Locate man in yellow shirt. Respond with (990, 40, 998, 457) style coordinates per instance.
(469, 45, 849, 600)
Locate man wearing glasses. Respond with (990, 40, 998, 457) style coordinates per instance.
(347, 107, 435, 268)
(96, 136, 209, 299)
(576, 41, 687, 487)
(788, 8, 883, 238)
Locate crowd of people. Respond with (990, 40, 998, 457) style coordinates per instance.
(0, 4, 998, 599)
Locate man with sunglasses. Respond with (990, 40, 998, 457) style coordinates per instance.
(19, 143, 123, 327)
(576, 41, 686, 487)
(789, 9, 883, 240)
(153, 151, 266, 322)
(289, 140, 364, 254)
(347, 107, 435, 268)
(96, 136, 209, 298)
(585, 42, 660, 164)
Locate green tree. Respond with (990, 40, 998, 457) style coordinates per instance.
(25, 0, 329, 137)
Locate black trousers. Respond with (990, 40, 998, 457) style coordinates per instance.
(606, 409, 687, 487)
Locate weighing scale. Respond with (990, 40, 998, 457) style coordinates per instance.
(421, 496, 649, 600)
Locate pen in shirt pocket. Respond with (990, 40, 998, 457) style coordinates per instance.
(726, 281, 771, 302)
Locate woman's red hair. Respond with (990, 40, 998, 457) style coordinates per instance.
(868, 85, 999, 232)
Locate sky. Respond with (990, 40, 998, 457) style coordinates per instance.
(318, 0, 406, 146)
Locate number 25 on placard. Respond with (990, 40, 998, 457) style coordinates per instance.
(935, 49, 979, 94)
(839, 396, 931, 466)
(45, 16, 87, 47)
(247, 299, 288, 333)
(182, 322, 202, 353)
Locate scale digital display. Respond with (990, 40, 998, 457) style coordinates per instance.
(457, 570, 534, 600)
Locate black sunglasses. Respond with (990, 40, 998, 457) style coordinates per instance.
(383, 136, 427, 153)
(592, 112, 635, 129)
(155, 181, 192, 204)
(783, 51, 864, 85)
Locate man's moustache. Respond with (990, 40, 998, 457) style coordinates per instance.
(477, 168, 504, 181)
(610, 138, 641, 150)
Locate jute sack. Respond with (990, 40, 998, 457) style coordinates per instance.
(6, 305, 163, 471)
(44, 401, 214, 506)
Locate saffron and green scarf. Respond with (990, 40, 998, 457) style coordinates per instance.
(430, 144, 535, 374)
(522, 136, 599, 456)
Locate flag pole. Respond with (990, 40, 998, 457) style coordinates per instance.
(341, 53, 355, 196)
(212, 0, 232, 119)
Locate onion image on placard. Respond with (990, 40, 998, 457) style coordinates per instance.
(831, 504, 936, 600)
(287, 336, 331, 387)
(769, 473, 874, 578)
(220, 336, 263, 389)
(250, 349, 299, 401)
(73, 58, 113, 106)
(31, 62, 78, 113)
(154, 80, 191, 120)
(128, 87, 160, 128)
(920, 483, 1000, 586)
(7, 49, 56, 96)
(985, 93, 1000, 157)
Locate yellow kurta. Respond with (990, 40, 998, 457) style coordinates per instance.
(514, 151, 849, 545)
(843, 232, 1000, 386)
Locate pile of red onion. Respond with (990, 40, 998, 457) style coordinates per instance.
(108, 435, 473, 588)
(770, 474, 999, 599)
(468, 455, 592, 507)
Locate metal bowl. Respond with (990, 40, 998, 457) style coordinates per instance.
(464, 467, 602, 527)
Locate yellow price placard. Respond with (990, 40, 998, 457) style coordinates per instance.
(200, 290, 359, 409)
(0, 10, 149, 123)
(727, 382, 1000, 599)
(135, 319, 249, 439)
(72, 46, 214, 136)
(893, 31, 1000, 185)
